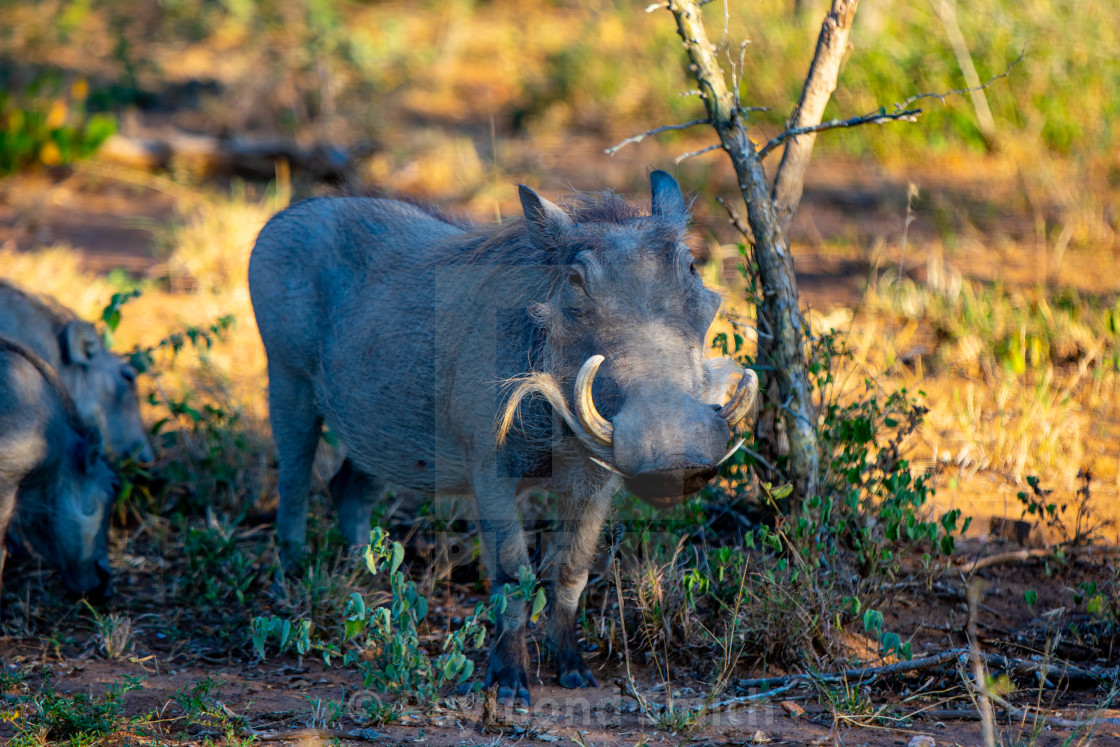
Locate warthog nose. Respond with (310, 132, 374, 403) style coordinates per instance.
(90, 558, 114, 602)
(624, 463, 719, 510)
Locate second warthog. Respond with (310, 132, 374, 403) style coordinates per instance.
(0, 280, 153, 463)
(0, 337, 117, 604)
(248, 171, 757, 703)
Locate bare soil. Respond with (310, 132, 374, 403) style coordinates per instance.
(2, 541, 1117, 746)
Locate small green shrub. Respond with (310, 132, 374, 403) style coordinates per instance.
(6, 674, 147, 747)
(180, 515, 268, 609)
(173, 677, 253, 743)
(253, 527, 547, 705)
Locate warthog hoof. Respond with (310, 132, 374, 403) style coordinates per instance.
(486, 632, 532, 705)
(557, 664, 598, 689)
(485, 660, 531, 706)
(554, 645, 599, 689)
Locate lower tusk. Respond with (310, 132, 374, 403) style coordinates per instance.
(717, 438, 745, 467)
(589, 456, 628, 477)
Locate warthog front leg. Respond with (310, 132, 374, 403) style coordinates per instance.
(474, 469, 533, 705)
(543, 483, 612, 689)
(0, 483, 13, 610)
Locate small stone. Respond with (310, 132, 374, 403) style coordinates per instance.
(908, 736, 936, 747)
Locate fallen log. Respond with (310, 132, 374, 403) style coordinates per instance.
(97, 131, 370, 180)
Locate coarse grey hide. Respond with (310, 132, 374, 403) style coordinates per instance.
(0, 280, 153, 462)
(248, 170, 758, 704)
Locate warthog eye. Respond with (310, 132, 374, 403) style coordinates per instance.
(689, 261, 699, 277)
(121, 367, 136, 385)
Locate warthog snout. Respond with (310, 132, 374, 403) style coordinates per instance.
(624, 463, 721, 509)
(575, 354, 758, 508)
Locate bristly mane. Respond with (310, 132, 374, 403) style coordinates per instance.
(476, 190, 669, 454)
(445, 190, 659, 269)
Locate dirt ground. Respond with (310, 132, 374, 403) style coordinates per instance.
(2, 540, 1117, 746)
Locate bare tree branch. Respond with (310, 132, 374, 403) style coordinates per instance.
(771, 0, 860, 238)
(758, 107, 922, 158)
(759, 52, 1020, 161)
(734, 647, 1120, 692)
(674, 142, 724, 163)
(665, 0, 821, 501)
(604, 118, 710, 155)
(714, 194, 753, 241)
(892, 51, 1023, 110)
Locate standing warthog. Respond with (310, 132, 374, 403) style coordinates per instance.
(0, 280, 153, 462)
(248, 171, 758, 704)
(0, 337, 117, 604)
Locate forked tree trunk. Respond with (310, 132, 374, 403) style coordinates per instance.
(665, 0, 860, 501)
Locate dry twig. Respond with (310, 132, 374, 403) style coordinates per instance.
(605, 119, 710, 156)
(757, 108, 922, 159)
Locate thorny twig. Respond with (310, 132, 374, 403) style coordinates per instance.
(757, 108, 923, 158)
(760, 51, 1024, 161)
(895, 49, 1024, 113)
(674, 142, 724, 163)
(604, 119, 709, 155)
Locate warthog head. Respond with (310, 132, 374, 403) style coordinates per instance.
(505, 171, 757, 508)
(59, 320, 153, 463)
(18, 426, 117, 599)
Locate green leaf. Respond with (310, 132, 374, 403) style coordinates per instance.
(530, 588, 547, 622)
(770, 483, 794, 501)
(862, 609, 883, 633)
(364, 544, 380, 576)
(280, 619, 292, 650)
(1024, 590, 1038, 606)
(390, 541, 405, 576)
(457, 657, 475, 686)
(346, 592, 367, 621)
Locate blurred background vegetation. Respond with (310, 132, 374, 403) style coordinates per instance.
(1, 3, 1119, 738)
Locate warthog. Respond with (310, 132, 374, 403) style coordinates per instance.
(248, 171, 758, 703)
(0, 280, 153, 462)
(0, 337, 117, 603)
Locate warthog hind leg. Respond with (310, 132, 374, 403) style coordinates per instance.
(475, 468, 533, 705)
(268, 363, 322, 568)
(329, 459, 382, 547)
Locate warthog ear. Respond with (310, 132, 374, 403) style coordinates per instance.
(650, 169, 688, 219)
(60, 320, 101, 365)
(519, 184, 573, 250)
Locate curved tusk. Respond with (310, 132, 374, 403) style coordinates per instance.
(575, 354, 614, 447)
(717, 368, 759, 428)
(717, 438, 745, 467)
(589, 456, 628, 477)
